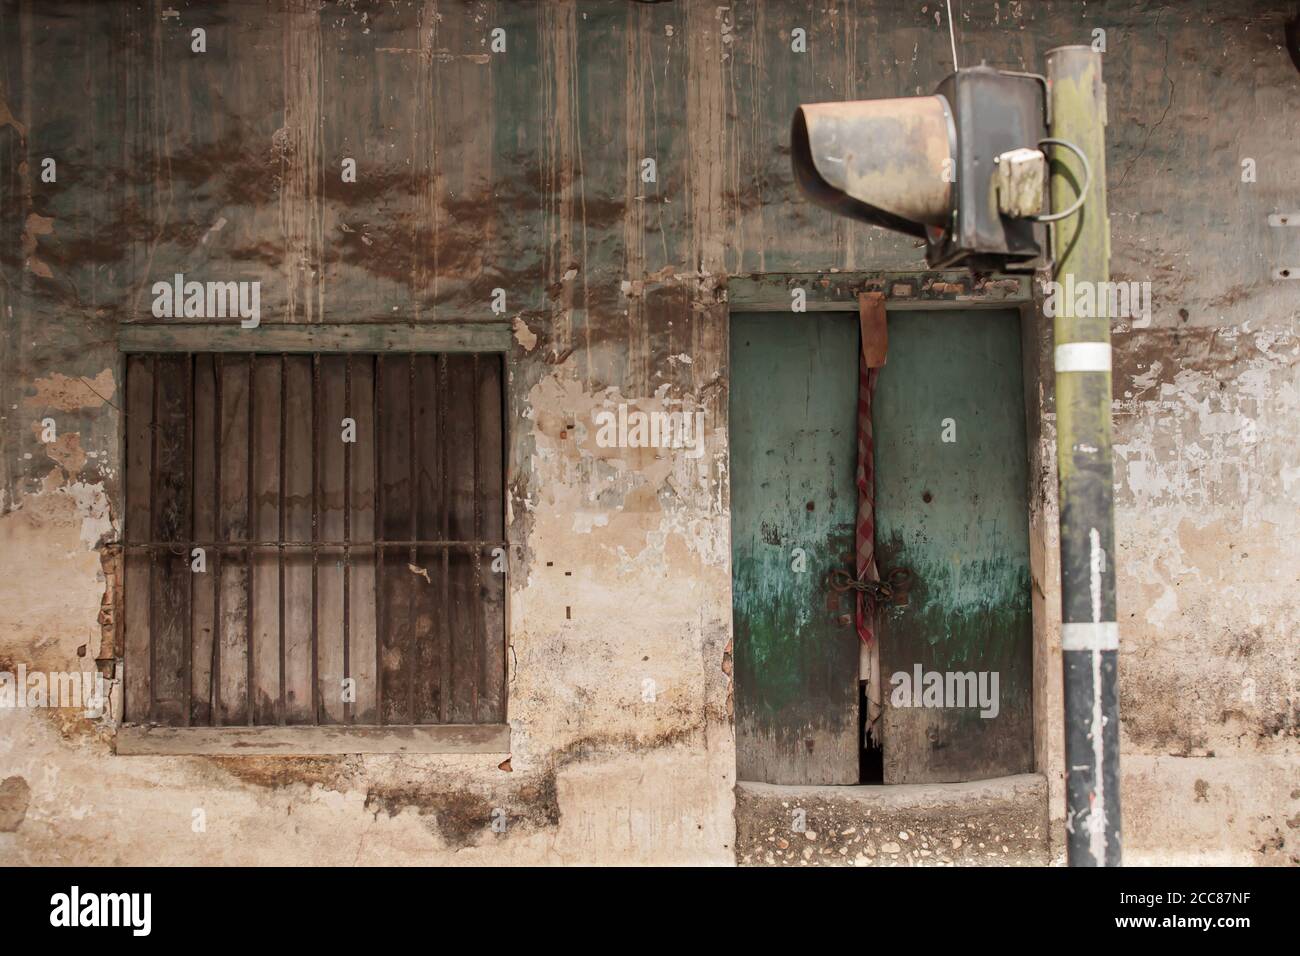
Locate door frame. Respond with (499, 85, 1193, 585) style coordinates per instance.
(725, 270, 1058, 786)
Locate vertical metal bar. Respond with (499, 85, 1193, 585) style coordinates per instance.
(471, 353, 481, 719)
(497, 352, 508, 720)
(148, 353, 159, 722)
(407, 353, 416, 722)
(311, 353, 321, 724)
(246, 353, 255, 725)
(374, 356, 384, 724)
(1047, 45, 1120, 867)
(278, 354, 287, 725)
(343, 354, 352, 724)
(183, 353, 194, 727)
(120, 355, 130, 724)
(212, 354, 223, 727)
(439, 353, 450, 724)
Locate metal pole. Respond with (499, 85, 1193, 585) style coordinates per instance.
(1046, 45, 1121, 866)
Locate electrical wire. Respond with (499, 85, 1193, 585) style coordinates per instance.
(946, 0, 959, 70)
(1032, 137, 1092, 223)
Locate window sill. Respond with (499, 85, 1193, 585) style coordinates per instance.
(114, 723, 510, 756)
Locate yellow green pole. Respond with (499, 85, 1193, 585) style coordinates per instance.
(1046, 45, 1121, 866)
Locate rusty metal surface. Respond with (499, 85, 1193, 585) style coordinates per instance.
(792, 95, 954, 237)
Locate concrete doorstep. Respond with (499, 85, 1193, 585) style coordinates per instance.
(734, 773, 1052, 866)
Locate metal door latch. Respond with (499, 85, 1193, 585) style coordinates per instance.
(828, 566, 914, 610)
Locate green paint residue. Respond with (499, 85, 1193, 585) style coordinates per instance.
(873, 310, 1035, 710)
(730, 313, 860, 735)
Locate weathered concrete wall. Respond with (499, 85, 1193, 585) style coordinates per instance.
(1, 0, 1295, 865)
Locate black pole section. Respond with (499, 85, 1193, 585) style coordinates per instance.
(1046, 45, 1121, 866)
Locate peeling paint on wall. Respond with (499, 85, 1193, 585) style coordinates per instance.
(0, 0, 1296, 866)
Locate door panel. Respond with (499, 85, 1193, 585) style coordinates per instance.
(730, 313, 860, 785)
(873, 309, 1033, 784)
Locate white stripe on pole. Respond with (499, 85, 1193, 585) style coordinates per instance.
(1055, 342, 1111, 372)
(1061, 621, 1119, 651)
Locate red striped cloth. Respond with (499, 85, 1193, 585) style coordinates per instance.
(856, 293, 886, 744)
(856, 360, 880, 646)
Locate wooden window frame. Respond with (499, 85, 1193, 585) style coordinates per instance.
(114, 322, 512, 756)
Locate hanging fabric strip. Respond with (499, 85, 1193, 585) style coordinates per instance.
(856, 291, 888, 744)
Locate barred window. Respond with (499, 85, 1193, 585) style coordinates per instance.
(121, 352, 506, 739)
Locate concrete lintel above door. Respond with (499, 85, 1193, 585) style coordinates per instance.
(727, 271, 1032, 312)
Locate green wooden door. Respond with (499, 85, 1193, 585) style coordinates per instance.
(873, 309, 1033, 784)
(730, 312, 861, 785)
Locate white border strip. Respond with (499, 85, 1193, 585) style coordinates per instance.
(1055, 342, 1111, 372)
(1061, 621, 1119, 651)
